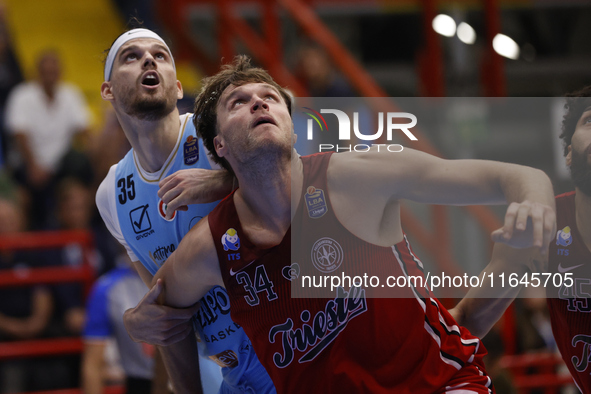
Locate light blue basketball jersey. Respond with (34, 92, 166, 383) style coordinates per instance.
(114, 114, 275, 393)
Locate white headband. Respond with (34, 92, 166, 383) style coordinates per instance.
(104, 28, 175, 81)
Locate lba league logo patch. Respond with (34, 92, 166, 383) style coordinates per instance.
(183, 135, 199, 165)
(305, 186, 328, 219)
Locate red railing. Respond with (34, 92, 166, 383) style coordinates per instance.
(0, 230, 100, 392)
(499, 352, 576, 394)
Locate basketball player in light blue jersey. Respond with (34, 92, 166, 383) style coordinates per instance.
(95, 28, 276, 394)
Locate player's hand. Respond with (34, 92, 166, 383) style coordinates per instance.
(158, 169, 234, 219)
(123, 279, 200, 346)
(491, 200, 556, 254)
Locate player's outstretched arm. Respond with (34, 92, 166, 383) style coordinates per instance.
(152, 218, 223, 393)
(449, 243, 545, 338)
(158, 169, 234, 219)
(122, 275, 200, 346)
(330, 147, 556, 252)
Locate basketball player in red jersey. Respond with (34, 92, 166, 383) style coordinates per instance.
(452, 87, 591, 393)
(153, 56, 556, 393)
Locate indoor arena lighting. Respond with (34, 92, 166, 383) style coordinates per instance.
(457, 22, 476, 44)
(432, 14, 456, 37)
(492, 33, 520, 60)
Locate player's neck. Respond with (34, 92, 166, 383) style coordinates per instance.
(574, 188, 591, 247)
(234, 154, 296, 236)
(120, 109, 181, 173)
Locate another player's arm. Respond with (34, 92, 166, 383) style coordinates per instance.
(158, 169, 234, 219)
(153, 217, 223, 394)
(449, 244, 546, 338)
(13, 132, 50, 187)
(330, 147, 556, 250)
(81, 340, 107, 394)
(0, 286, 53, 339)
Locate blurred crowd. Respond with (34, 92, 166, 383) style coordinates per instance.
(0, 3, 134, 388)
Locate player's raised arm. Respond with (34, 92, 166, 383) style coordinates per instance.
(330, 147, 556, 252)
(449, 243, 545, 338)
(151, 218, 224, 393)
(154, 218, 223, 309)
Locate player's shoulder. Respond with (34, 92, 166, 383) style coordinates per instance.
(327, 145, 413, 182)
(180, 112, 196, 125)
(95, 164, 125, 231)
(96, 165, 118, 209)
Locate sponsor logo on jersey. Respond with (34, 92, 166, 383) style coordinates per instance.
(193, 286, 232, 330)
(222, 228, 241, 251)
(239, 339, 252, 355)
(282, 263, 300, 281)
(158, 199, 176, 221)
(558, 263, 583, 273)
(311, 237, 343, 273)
(129, 205, 154, 240)
(210, 350, 239, 368)
(269, 285, 367, 368)
(556, 226, 573, 247)
(149, 243, 176, 266)
(571, 334, 591, 373)
(229, 260, 256, 276)
(183, 135, 199, 165)
(305, 186, 328, 218)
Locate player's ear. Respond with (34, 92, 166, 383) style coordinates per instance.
(177, 80, 183, 100)
(566, 145, 572, 167)
(214, 135, 227, 158)
(101, 82, 114, 101)
(292, 132, 297, 146)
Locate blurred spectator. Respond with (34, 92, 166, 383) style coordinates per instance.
(5, 49, 92, 229)
(82, 256, 154, 394)
(48, 178, 118, 337)
(89, 108, 130, 192)
(295, 43, 355, 97)
(481, 324, 517, 394)
(0, 198, 52, 339)
(112, 0, 158, 32)
(0, 197, 53, 393)
(0, 1, 23, 172)
(515, 288, 556, 354)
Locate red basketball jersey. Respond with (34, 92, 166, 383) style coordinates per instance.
(210, 152, 493, 393)
(547, 191, 591, 393)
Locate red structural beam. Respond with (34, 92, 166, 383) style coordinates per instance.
(418, 0, 445, 96)
(281, 0, 387, 97)
(0, 230, 93, 251)
(0, 338, 83, 360)
(482, 0, 506, 96)
(19, 386, 124, 394)
(0, 266, 95, 288)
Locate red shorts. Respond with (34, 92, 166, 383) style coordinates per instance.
(435, 362, 494, 394)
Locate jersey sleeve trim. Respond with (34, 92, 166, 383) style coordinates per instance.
(96, 164, 139, 262)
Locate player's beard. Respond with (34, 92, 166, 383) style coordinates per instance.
(570, 147, 591, 197)
(118, 81, 177, 121)
(231, 125, 292, 182)
(127, 93, 176, 121)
